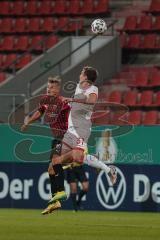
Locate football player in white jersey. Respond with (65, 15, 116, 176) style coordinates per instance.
(43, 66, 117, 213)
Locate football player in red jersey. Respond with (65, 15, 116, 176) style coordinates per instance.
(21, 76, 70, 213)
(21, 76, 69, 137)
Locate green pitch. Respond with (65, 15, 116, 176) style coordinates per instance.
(0, 209, 160, 240)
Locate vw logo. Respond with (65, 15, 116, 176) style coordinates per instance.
(96, 167, 126, 209)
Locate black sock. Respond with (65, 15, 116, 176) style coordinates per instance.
(53, 164, 65, 192)
(71, 193, 78, 211)
(77, 190, 87, 206)
(49, 174, 57, 197)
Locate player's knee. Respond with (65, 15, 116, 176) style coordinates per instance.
(48, 167, 51, 175)
(48, 163, 54, 175)
(52, 156, 61, 165)
(72, 149, 84, 163)
(82, 182, 89, 192)
(70, 183, 77, 193)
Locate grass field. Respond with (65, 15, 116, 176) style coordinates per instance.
(0, 209, 160, 240)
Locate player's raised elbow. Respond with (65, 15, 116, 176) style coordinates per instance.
(87, 93, 98, 104)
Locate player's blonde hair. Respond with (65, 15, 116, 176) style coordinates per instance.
(48, 76, 61, 85)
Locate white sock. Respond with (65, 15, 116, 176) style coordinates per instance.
(84, 154, 110, 174)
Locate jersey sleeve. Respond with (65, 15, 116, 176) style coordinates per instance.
(37, 97, 47, 114)
(62, 102, 71, 111)
(85, 85, 98, 98)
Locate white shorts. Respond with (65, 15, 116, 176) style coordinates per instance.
(62, 128, 89, 152)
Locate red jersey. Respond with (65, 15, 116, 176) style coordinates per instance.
(38, 95, 70, 138)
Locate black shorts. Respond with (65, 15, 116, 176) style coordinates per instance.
(67, 165, 88, 184)
(50, 139, 62, 160)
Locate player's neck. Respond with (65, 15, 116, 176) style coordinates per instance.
(47, 95, 58, 98)
(79, 81, 92, 90)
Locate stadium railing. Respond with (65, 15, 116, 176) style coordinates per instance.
(27, 19, 117, 97)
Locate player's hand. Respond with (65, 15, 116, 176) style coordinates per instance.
(62, 97, 73, 103)
(21, 124, 28, 132)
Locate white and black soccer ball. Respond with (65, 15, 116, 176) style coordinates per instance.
(91, 19, 107, 34)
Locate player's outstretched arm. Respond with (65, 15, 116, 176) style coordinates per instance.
(21, 110, 42, 132)
(63, 93, 97, 105)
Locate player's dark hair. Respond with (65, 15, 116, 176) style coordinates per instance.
(48, 76, 61, 85)
(83, 66, 98, 83)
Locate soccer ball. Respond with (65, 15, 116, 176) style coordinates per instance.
(91, 19, 107, 34)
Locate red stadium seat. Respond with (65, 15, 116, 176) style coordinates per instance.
(16, 54, 32, 69)
(110, 111, 127, 125)
(0, 18, 13, 33)
(138, 91, 153, 106)
(41, 17, 57, 32)
(149, 71, 160, 86)
(0, 54, 4, 68)
(149, 0, 160, 13)
(27, 18, 41, 32)
(136, 70, 149, 87)
(143, 111, 158, 125)
(0, 36, 15, 51)
(14, 36, 29, 52)
(30, 35, 43, 51)
(137, 15, 152, 31)
(156, 36, 160, 49)
(25, 1, 38, 15)
(128, 111, 142, 125)
(45, 36, 58, 49)
(67, 0, 80, 15)
(0, 72, 6, 83)
(153, 91, 160, 106)
(3, 54, 17, 68)
(153, 17, 160, 31)
(79, 0, 93, 14)
(108, 90, 122, 104)
(125, 34, 141, 49)
(91, 107, 110, 125)
(130, 71, 149, 87)
(14, 18, 27, 33)
(52, 0, 66, 14)
(38, 1, 52, 15)
(67, 18, 83, 32)
(10, 1, 25, 15)
(122, 16, 137, 31)
(123, 91, 137, 106)
(0, 1, 10, 15)
(57, 17, 69, 31)
(140, 34, 157, 50)
(94, 0, 109, 14)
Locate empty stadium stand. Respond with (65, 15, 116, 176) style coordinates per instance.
(0, 0, 110, 85)
(1, 0, 160, 126)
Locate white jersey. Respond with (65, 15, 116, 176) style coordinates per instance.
(68, 83, 98, 137)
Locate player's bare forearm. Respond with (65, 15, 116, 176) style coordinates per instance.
(72, 98, 94, 105)
(27, 110, 41, 123)
(21, 110, 41, 131)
